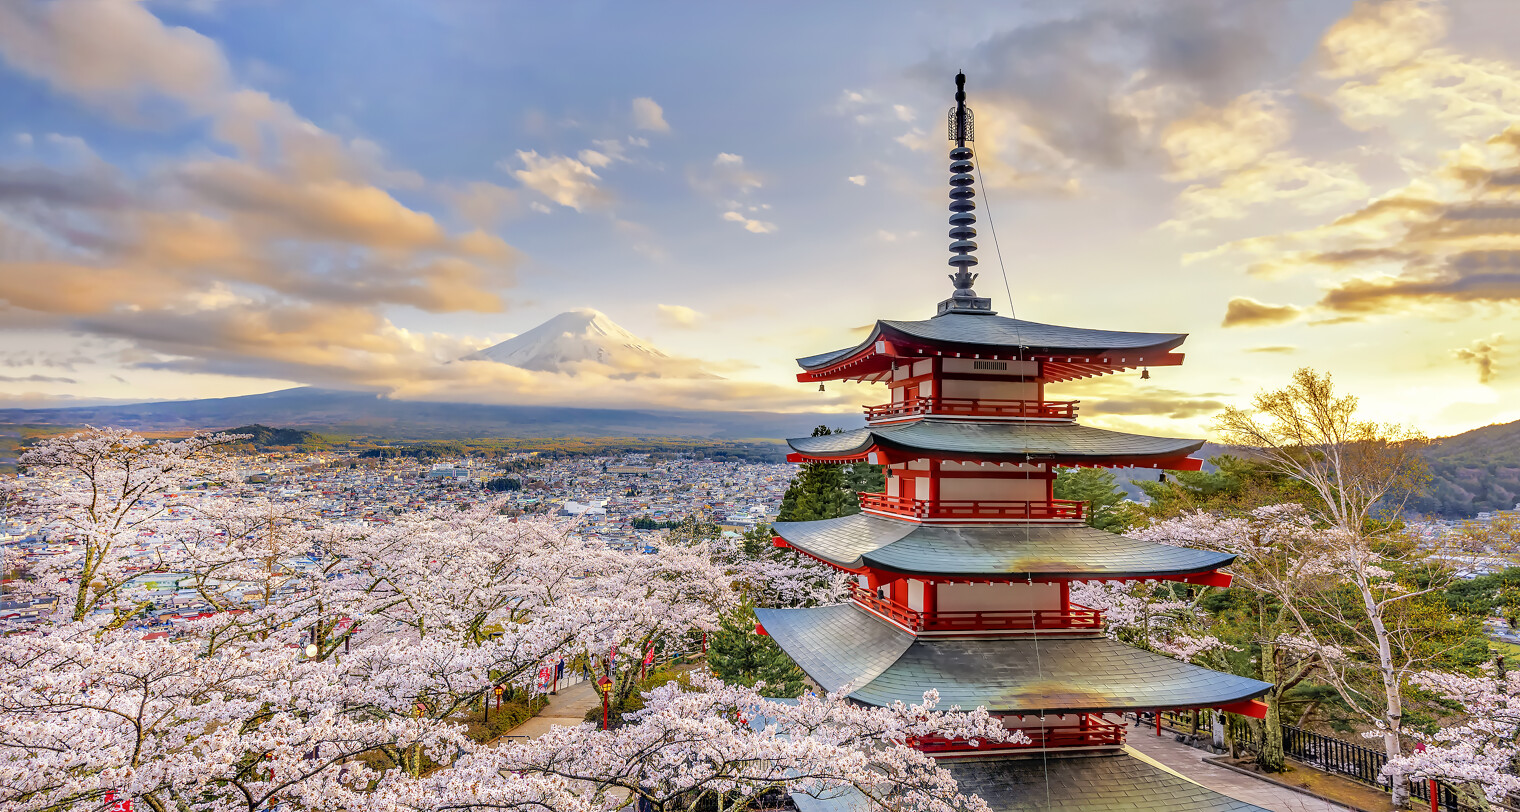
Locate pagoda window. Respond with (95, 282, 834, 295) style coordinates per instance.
(939, 377, 1040, 402)
(937, 582, 1061, 614)
(906, 579, 925, 612)
(939, 477, 1044, 502)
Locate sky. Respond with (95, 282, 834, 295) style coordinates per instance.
(2, 0, 1519, 440)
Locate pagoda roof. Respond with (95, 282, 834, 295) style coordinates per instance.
(755, 603, 1271, 714)
(794, 753, 1268, 812)
(787, 420, 1202, 465)
(797, 313, 1187, 383)
(773, 513, 1235, 579)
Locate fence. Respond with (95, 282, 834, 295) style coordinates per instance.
(1179, 714, 1468, 811)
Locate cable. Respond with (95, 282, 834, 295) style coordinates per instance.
(973, 162, 1015, 315)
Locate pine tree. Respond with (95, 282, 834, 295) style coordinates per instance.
(707, 602, 808, 698)
(777, 426, 876, 522)
(1053, 467, 1128, 531)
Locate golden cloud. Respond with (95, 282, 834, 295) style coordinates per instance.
(1221, 297, 1302, 327)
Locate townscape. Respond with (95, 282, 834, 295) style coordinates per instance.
(1, 451, 794, 629)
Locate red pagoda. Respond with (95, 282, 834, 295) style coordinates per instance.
(758, 74, 1273, 811)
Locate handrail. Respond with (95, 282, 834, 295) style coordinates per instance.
(913, 714, 1125, 752)
(865, 396, 1078, 421)
(847, 584, 1103, 632)
(858, 492, 1086, 522)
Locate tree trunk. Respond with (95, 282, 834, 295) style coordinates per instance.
(1383, 729, 1407, 807)
(1212, 710, 1225, 749)
(1258, 642, 1286, 772)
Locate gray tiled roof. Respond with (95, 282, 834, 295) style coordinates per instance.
(792, 752, 1267, 812)
(774, 513, 1235, 578)
(756, 604, 1271, 714)
(947, 752, 1269, 812)
(797, 313, 1187, 370)
(787, 420, 1202, 462)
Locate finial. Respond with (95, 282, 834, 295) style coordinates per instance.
(937, 72, 995, 317)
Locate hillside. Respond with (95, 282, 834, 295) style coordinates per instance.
(223, 424, 325, 449)
(1409, 419, 1520, 518)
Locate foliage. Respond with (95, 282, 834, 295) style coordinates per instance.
(777, 426, 872, 522)
(1052, 467, 1127, 531)
(222, 424, 326, 449)
(1408, 419, 1520, 518)
(484, 476, 522, 492)
(1130, 454, 1320, 523)
(707, 603, 808, 698)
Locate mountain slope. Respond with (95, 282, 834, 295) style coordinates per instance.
(0, 387, 848, 443)
(463, 309, 670, 372)
(1410, 419, 1520, 517)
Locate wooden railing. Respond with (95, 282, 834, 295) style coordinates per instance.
(912, 715, 1125, 753)
(848, 584, 1102, 632)
(858, 492, 1085, 522)
(865, 397, 1078, 421)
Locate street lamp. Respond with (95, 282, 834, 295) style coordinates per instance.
(595, 676, 613, 730)
(305, 643, 318, 659)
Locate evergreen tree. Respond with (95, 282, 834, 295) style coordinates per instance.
(707, 602, 808, 698)
(777, 426, 872, 522)
(1052, 467, 1127, 531)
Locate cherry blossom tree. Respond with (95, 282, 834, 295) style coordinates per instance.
(9, 427, 244, 625)
(1137, 504, 1474, 786)
(362, 673, 1015, 812)
(1385, 665, 1520, 810)
(2, 430, 1006, 812)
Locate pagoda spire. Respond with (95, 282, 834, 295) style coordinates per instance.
(937, 71, 996, 317)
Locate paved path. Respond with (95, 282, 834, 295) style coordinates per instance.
(1125, 727, 1355, 812)
(504, 677, 603, 739)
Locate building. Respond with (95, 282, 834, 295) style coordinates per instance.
(758, 74, 1273, 811)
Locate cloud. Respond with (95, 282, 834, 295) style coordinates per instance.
(1453, 334, 1504, 383)
(0, 0, 230, 120)
(631, 97, 670, 133)
(1245, 345, 1297, 354)
(1161, 91, 1292, 181)
(1317, 0, 1445, 79)
(901, 1, 1285, 193)
(1085, 388, 1230, 420)
(506, 150, 610, 211)
(656, 304, 702, 328)
(0, 373, 76, 384)
(1221, 297, 1302, 327)
(0, 0, 525, 405)
(722, 211, 776, 234)
(847, 175, 867, 186)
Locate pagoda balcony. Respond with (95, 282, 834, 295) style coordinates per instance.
(864, 396, 1077, 423)
(911, 715, 1125, 754)
(848, 583, 1103, 633)
(859, 492, 1085, 523)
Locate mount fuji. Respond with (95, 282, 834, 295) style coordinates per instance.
(463, 309, 690, 375)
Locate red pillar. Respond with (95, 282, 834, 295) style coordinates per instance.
(1429, 779, 1439, 812)
(1156, 711, 1163, 737)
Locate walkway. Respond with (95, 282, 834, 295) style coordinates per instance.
(1125, 727, 1356, 812)
(504, 676, 603, 739)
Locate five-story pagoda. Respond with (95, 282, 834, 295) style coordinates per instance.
(758, 74, 1273, 811)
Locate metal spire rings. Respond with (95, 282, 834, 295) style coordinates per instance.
(936, 72, 996, 317)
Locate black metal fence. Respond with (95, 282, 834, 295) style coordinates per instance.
(1163, 713, 1464, 811)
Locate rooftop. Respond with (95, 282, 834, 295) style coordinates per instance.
(756, 603, 1271, 714)
(773, 513, 1235, 579)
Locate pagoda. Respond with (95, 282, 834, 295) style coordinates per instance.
(758, 74, 1273, 811)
